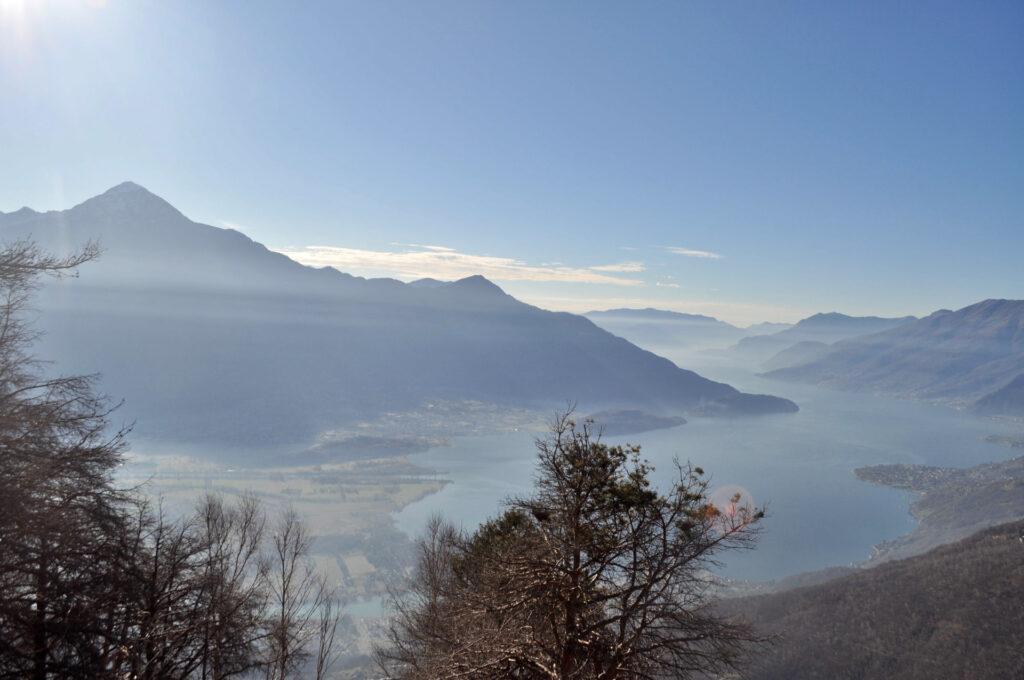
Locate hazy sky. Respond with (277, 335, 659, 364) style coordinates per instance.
(1, 1, 1021, 325)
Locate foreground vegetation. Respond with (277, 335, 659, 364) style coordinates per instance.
(0, 242, 339, 679)
(376, 413, 764, 679)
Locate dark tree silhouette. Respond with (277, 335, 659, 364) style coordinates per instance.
(377, 412, 763, 679)
(0, 240, 131, 680)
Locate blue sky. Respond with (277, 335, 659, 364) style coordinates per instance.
(1, 0, 1021, 324)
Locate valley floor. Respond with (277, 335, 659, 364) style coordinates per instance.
(120, 451, 444, 660)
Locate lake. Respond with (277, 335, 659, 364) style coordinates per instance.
(395, 361, 1021, 581)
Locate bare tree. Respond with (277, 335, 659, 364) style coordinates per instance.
(264, 508, 337, 680)
(110, 495, 336, 680)
(194, 494, 271, 680)
(377, 412, 763, 679)
(314, 592, 341, 680)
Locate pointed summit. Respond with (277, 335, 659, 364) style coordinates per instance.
(94, 180, 168, 205)
(5, 206, 38, 219)
(450, 274, 505, 293)
(440, 275, 517, 309)
(73, 181, 185, 222)
(105, 180, 148, 194)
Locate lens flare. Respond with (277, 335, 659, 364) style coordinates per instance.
(708, 484, 756, 520)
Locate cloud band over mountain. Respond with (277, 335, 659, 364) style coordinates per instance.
(272, 243, 645, 285)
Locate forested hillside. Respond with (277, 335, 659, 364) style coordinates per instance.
(720, 521, 1024, 680)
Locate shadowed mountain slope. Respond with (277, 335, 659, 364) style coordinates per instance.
(719, 520, 1024, 680)
(1, 183, 797, 448)
(976, 373, 1024, 416)
(761, 340, 831, 372)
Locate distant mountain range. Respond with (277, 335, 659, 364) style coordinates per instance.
(731, 311, 917, 362)
(746, 321, 793, 335)
(765, 299, 1024, 414)
(584, 307, 749, 351)
(0, 182, 797, 448)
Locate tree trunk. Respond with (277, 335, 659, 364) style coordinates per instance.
(32, 551, 49, 680)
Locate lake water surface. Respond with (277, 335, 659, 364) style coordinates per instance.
(395, 362, 1021, 581)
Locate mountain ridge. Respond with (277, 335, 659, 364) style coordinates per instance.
(2, 182, 798, 448)
(730, 310, 918, 363)
(765, 299, 1024, 412)
(2, 181, 535, 306)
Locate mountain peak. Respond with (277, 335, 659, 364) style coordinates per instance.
(450, 274, 504, 293)
(408, 277, 447, 289)
(439, 275, 515, 307)
(798, 312, 852, 325)
(4, 206, 38, 218)
(74, 181, 185, 221)
(106, 180, 149, 194)
(796, 311, 916, 328)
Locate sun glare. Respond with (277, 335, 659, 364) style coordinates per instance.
(0, 0, 27, 18)
(0, 0, 31, 56)
(1, 0, 105, 24)
(1, 0, 106, 61)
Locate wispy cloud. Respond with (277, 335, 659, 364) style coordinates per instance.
(664, 246, 722, 260)
(273, 244, 644, 286)
(589, 261, 646, 273)
(389, 243, 456, 252)
(656, 281, 681, 288)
